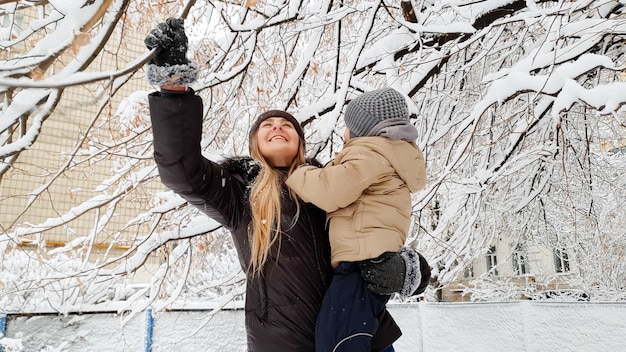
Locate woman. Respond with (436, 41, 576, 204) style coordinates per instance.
(144, 18, 420, 351)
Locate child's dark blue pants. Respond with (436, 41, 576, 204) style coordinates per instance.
(315, 262, 391, 352)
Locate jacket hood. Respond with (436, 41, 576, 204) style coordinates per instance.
(220, 156, 323, 183)
(220, 156, 260, 183)
(346, 137, 426, 193)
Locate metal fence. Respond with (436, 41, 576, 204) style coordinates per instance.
(0, 308, 247, 352)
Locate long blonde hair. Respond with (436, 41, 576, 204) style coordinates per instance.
(248, 132, 306, 275)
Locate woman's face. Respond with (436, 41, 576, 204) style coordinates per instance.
(256, 117, 301, 167)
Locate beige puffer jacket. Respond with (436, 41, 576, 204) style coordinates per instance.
(286, 137, 426, 267)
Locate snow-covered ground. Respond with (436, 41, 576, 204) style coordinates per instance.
(3, 301, 625, 351)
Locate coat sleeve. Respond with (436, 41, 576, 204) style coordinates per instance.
(285, 147, 387, 213)
(148, 90, 247, 231)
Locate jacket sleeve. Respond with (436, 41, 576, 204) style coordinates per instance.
(285, 147, 386, 212)
(148, 90, 246, 231)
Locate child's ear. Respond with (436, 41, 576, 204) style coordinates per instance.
(343, 127, 351, 142)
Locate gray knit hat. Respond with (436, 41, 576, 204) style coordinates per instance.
(344, 88, 409, 138)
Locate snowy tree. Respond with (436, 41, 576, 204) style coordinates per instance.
(1, 0, 626, 315)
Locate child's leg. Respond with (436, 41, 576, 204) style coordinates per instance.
(315, 262, 389, 352)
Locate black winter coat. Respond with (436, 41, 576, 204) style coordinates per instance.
(148, 90, 401, 351)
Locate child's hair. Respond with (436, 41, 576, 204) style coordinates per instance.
(247, 114, 306, 275)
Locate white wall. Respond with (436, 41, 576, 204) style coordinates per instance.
(4, 301, 626, 351)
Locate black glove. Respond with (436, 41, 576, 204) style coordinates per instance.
(360, 252, 406, 296)
(359, 247, 431, 297)
(414, 252, 431, 295)
(144, 18, 198, 86)
(144, 18, 190, 67)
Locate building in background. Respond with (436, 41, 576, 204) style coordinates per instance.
(442, 237, 586, 302)
(0, 5, 164, 283)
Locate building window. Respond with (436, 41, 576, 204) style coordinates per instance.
(554, 248, 571, 273)
(463, 264, 474, 279)
(512, 244, 527, 275)
(1, 14, 24, 40)
(486, 246, 498, 276)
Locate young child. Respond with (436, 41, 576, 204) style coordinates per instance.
(286, 88, 428, 352)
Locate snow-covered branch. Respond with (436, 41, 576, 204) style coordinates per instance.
(2, 0, 626, 311)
